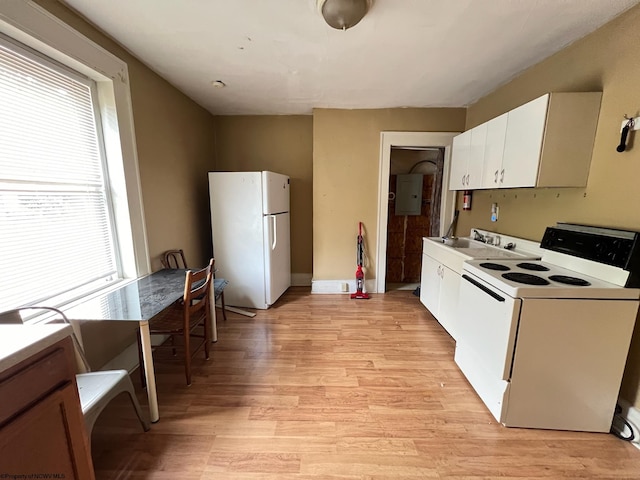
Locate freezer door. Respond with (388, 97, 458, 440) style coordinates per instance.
(263, 212, 291, 306)
(262, 171, 290, 214)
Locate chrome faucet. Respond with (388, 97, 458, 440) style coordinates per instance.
(472, 229, 486, 242)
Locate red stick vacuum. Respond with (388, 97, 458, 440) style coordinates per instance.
(350, 222, 370, 299)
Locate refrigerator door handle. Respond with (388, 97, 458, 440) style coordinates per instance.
(270, 215, 277, 250)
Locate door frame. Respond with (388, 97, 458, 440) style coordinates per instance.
(375, 131, 459, 293)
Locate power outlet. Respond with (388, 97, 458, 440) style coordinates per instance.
(340, 282, 348, 292)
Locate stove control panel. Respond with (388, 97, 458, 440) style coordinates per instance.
(541, 223, 640, 274)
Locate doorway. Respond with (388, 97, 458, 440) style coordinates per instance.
(375, 132, 458, 294)
(386, 147, 443, 291)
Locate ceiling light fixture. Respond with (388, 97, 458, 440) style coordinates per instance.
(211, 80, 226, 88)
(317, 0, 371, 31)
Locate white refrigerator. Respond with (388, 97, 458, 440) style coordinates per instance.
(208, 171, 291, 309)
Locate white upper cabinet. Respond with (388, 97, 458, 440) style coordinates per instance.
(467, 123, 486, 189)
(449, 129, 470, 190)
(449, 92, 602, 191)
(481, 113, 508, 188)
(501, 94, 549, 188)
(449, 125, 485, 190)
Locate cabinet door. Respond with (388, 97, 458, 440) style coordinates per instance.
(482, 113, 508, 188)
(467, 123, 487, 189)
(501, 94, 549, 188)
(438, 264, 461, 340)
(420, 254, 441, 316)
(449, 130, 471, 190)
(0, 384, 95, 479)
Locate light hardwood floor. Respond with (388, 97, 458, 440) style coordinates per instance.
(92, 287, 640, 479)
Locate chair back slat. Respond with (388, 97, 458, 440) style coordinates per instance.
(163, 249, 187, 269)
(183, 259, 213, 312)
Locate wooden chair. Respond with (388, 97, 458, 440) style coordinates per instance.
(148, 258, 214, 385)
(0, 307, 150, 443)
(162, 249, 187, 269)
(161, 249, 227, 321)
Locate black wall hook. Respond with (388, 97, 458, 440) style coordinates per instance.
(617, 116, 635, 152)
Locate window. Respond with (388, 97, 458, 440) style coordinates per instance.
(0, 37, 122, 312)
(0, 1, 149, 317)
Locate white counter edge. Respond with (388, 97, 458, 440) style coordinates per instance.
(0, 324, 72, 372)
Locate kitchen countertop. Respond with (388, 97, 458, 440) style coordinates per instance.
(0, 324, 72, 372)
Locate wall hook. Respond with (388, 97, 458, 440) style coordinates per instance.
(617, 116, 635, 152)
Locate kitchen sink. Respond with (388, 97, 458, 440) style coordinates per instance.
(424, 236, 539, 274)
(440, 238, 480, 248)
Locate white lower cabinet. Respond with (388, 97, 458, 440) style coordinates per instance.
(420, 253, 460, 340)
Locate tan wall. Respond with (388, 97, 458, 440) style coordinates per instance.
(459, 5, 640, 407)
(313, 108, 466, 281)
(213, 116, 313, 277)
(36, 1, 217, 368)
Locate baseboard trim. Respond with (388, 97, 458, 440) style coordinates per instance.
(311, 279, 376, 294)
(617, 398, 640, 449)
(291, 273, 312, 286)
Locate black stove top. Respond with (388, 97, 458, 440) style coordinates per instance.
(502, 272, 551, 286)
(479, 262, 511, 271)
(517, 262, 550, 272)
(549, 275, 591, 286)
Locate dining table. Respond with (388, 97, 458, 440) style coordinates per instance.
(63, 268, 219, 423)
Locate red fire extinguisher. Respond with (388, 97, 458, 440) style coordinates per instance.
(463, 190, 472, 210)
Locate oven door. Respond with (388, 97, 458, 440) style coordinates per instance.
(454, 272, 522, 423)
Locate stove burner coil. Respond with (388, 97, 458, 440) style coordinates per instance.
(502, 272, 551, 285)
(517, 262, 550, 272)
(479, 262, 511, 271)
(549, 275, 591, 286)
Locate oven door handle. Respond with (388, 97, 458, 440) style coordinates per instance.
(462, 274, 505, 302)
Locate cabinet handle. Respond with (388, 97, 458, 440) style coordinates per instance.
(500, 169, 505, 183)
(466, 174, 470, 185)
(494, 170, 498, 183)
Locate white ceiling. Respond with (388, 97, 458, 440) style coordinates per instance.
(63, 0, 639, 116)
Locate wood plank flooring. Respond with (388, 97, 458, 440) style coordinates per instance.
(91, 287, 640, 479)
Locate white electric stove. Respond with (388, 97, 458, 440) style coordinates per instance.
(462, 259, 637, 299)
(455, 223, 640, 432)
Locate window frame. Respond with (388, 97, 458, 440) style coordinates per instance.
(0, 1, 150, 312)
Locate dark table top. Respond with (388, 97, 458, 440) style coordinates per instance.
(64, 269, 187, 321)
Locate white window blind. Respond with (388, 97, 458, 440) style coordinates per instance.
(0, 40, 119, 312)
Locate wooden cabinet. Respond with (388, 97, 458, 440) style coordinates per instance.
(420, 253, 460, 340)
(450, 92, 602, 190)
(0, 336, 95, 479)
